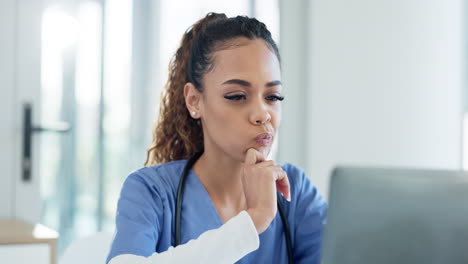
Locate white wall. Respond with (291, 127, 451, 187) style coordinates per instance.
(278, 0, 309, 168)
(0, 0, 16, 219)
(305, 0, 464, 199)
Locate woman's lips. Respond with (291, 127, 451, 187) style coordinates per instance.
(254, 133, 273, 146)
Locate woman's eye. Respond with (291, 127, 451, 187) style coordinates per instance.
(224, 94, 247, 101)
(266, 95, 285, 102)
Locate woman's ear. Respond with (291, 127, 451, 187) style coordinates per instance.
(184, 82, 202, 119)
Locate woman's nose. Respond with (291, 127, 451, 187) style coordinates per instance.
(249, 102, 271, 125)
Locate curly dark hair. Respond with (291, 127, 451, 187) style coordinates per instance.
(144, 12, 281, 166)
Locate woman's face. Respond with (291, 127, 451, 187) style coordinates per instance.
(198, 38, 282, 162)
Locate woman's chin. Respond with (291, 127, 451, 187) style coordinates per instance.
(259, 147, 271, 159)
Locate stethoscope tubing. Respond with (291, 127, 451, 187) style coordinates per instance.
(174, 151, 294, 264)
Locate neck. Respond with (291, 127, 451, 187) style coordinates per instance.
(192, 148, 244, 205)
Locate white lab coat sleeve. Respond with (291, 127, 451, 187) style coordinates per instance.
(108, 210, 259, 264)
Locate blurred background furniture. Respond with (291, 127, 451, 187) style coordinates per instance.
(59, 232, 113, 264)
(0, 220, 59, 264)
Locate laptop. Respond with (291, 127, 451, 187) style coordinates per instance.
(321, 166, 468, 264)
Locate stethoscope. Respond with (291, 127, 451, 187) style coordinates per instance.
(174, 151, 294, 264)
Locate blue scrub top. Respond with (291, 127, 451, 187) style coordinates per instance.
(106, 160, 327, 264)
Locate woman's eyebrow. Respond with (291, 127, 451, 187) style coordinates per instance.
(221, 79, 282, 87)
(266, 80, 282, 87)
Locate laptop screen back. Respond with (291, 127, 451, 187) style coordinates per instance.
(321, 167, 468, 264)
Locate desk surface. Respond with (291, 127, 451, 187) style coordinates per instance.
(0, 220, 59, 245)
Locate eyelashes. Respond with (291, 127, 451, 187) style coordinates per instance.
(266, 95, 285, 102)
(224, 94, 285, 102)
(224, 94, 247, 101)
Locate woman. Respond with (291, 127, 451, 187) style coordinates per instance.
(107, 13, 327, 264)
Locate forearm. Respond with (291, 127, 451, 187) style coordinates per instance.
(109, 210, 259, 264)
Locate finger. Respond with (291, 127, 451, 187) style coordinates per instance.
(276, 170, 291, 202)
(244, 148, 265, 165)
(255, 160, 276, 168)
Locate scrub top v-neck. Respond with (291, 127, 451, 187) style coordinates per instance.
(106, 160, 327, 264)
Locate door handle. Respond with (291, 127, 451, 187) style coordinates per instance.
(23, 103, 71, 182)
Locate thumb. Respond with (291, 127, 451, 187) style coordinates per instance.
(244, 148, 265, 165)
